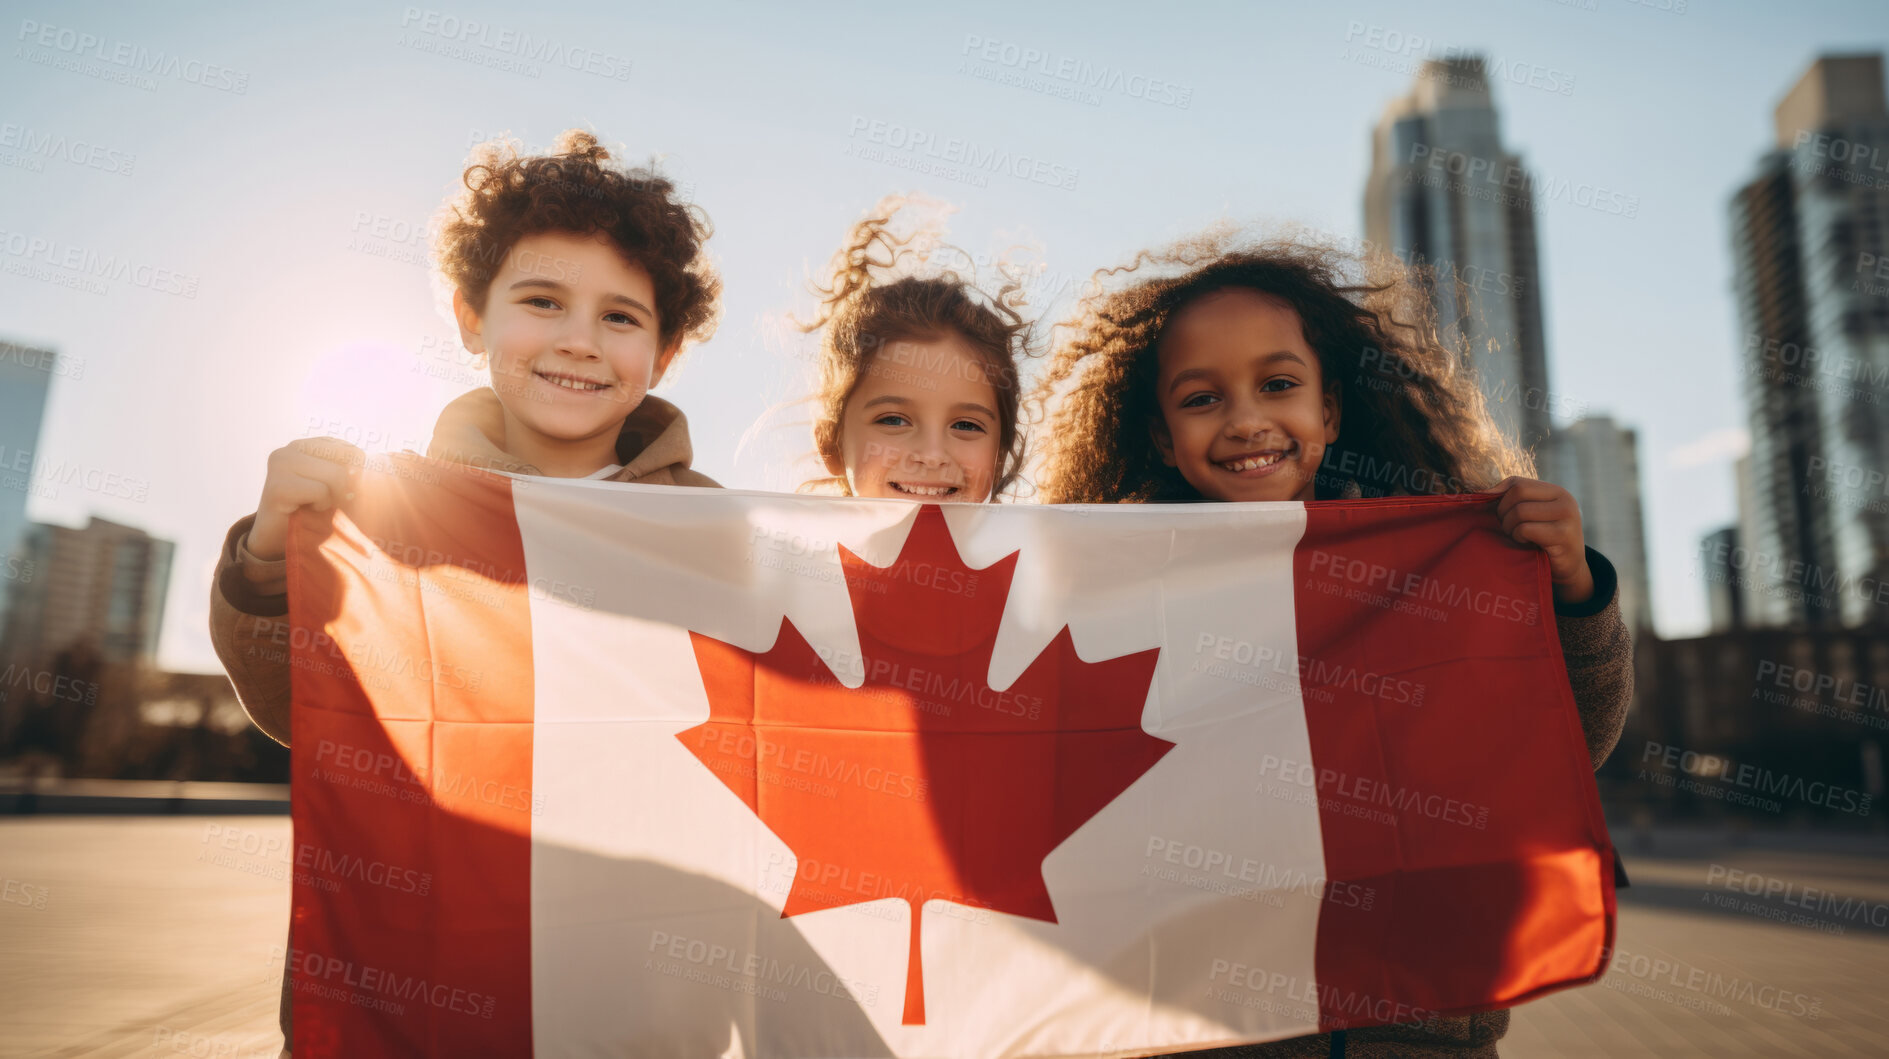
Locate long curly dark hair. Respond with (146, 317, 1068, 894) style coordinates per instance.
(1033, 228, 1532, 504)
(434, 129, 721, 365)
(799, 197, 1036, 498)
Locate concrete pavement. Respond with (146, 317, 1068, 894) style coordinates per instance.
(3, 817, 1886, 1057)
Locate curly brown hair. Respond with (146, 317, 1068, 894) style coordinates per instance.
(1033, 228, 1533, 504)
(799, 197, 1036, 499)
(434, 129, 720, 362)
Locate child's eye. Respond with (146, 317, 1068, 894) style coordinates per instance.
(1261, 378, 1298, 393)
(951, 419, 988, 434)
(1179, 392, 1220, 408)
(604, 311, 638, 326)
(524, 296, 559, 310)
(874, 413, 911, 428)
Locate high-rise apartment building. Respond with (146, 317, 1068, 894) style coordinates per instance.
(0, 517, 173, 665)
(1550, 416, 1654, 635)
(1730, 54, 1889, 627)
(1364, 55, 1553, 454)
(1701, 525, 1744, 633)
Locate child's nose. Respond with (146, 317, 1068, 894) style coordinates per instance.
(1222, 394, 1273, 439)
(906, 447, 948, 470)
(907, 429, 952, 467)
(554, 322, 602, 359)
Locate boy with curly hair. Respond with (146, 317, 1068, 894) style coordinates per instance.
(210, 128, 721, 1055)
(211, 128, 721, 746)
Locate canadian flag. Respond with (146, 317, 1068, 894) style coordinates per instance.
(284, 457, 1615, 1059)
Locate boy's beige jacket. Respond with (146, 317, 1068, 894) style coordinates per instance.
(208, 391, 719, 747)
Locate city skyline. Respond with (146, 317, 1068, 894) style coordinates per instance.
(1, 0, 1883, 672)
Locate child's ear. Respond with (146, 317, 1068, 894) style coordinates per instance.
(452, 288, 485, 359)
(1150, 417, 1178, 468)
(1323, 384, 1342, 444)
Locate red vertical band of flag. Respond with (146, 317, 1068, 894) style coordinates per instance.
(1295, 493, 1616, 1030)
(287, 458, 535, 1058)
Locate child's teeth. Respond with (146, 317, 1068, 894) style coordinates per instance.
(543, 373, 608, 391)
(1223, 453, 1283, 472)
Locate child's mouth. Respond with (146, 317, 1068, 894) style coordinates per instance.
(534, 369, 614, 394)
(889, 481, 960, 498)
(1216, 443, 1296, 478)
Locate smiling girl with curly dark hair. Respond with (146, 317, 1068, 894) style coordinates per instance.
(1035, 226, 1634, 1059)
(1034, 228, 1528, 506)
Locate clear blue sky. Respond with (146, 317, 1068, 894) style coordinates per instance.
(2, 0, 1884, 672)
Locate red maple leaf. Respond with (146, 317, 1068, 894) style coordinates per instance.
(678, 505, 1172, 1025)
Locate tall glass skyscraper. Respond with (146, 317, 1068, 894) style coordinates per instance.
(1731, 54, 1889, 627)
(1363, 56, 1553, 456)
(1366, 58, 1662, 638)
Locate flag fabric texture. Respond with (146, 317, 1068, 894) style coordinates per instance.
(283, 456, 1615, 1059)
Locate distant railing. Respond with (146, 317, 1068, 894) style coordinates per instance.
(0, 776, 287, 814)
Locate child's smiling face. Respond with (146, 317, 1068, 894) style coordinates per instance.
(1151, 288, 1339, 503)
(455, 230, 674, 472)
(829, 333, 1003, 503)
